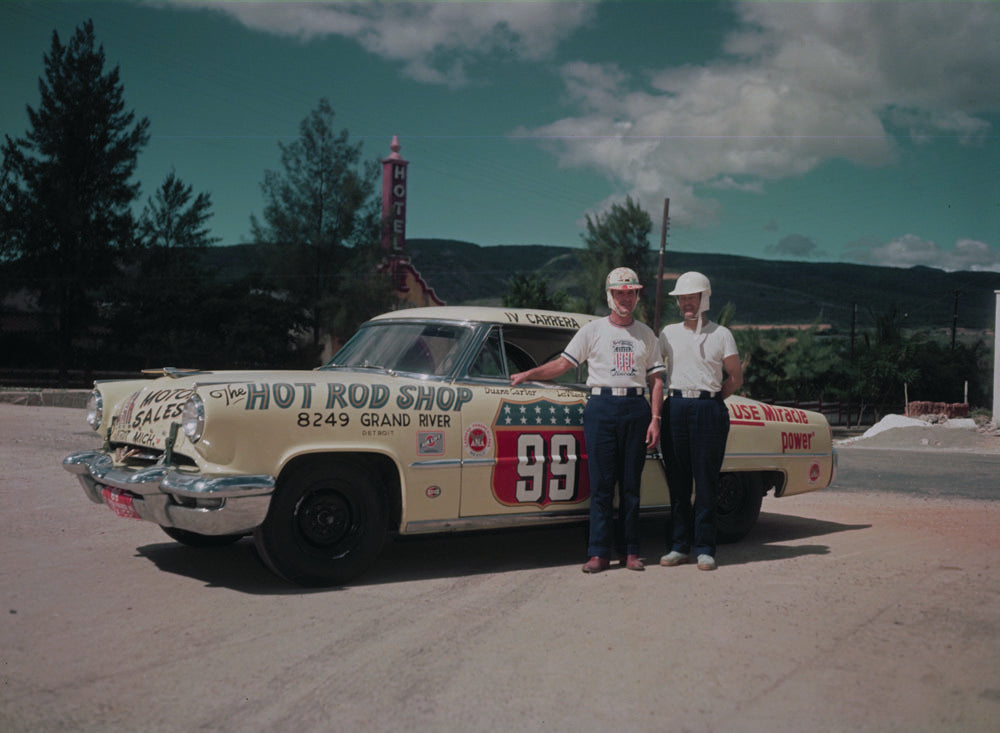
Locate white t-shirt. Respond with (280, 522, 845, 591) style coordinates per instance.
(563, 317, 665, 389)
(659, 321, 738, 394)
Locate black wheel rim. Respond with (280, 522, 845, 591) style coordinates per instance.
(296, 489, 358, 548)
(716, 474, 744, 515)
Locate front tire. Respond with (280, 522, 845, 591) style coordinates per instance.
(253, 460, 387, 586)
(715, 472, 763, 543)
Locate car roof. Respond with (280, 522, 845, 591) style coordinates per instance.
(368, 306, 599, 330)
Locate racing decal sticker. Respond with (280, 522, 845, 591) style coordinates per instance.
(417, 431, 445, 456)
(463, 423, 493, 457)
(110, 388, 196, 447)
(491, 398, 590, 507)
(502, 311, 583, 328)
(808, 461, 822, 484)
(425, 485, 442, 499)
(730, 402, 810, 427)
(781, 430, 816, 453)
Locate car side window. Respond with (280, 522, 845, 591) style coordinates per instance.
(467, 328, 543, 379)
(468, 332, 506, 378)
(466, 325, 589, 385)
(502, 326, 586, 385)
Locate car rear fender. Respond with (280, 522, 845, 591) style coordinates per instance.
(749, 469, 787, 497)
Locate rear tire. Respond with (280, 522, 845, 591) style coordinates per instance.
(253, 460, 387, 586)
(715, 472, 763, 543)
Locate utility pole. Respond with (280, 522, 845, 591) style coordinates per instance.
(848, 302, 857, 429)
(993, 291, 999, 426)
(951, 289, 961, 349)
(654, 198, 669, 334)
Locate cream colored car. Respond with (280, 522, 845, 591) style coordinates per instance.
(64, 306, 836, 585)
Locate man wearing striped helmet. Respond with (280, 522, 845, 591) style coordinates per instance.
(511, 267, 665, 573)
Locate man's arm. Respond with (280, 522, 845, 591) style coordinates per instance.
(510, 356, 574, 386)
(720, 353, 743, 399)
(645, 372, 664, 449)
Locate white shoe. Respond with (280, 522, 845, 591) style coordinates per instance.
(659, 551, 689, 567)
(696, 554, 717, 571)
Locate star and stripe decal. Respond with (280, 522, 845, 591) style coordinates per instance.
(496, 398, 586, 428)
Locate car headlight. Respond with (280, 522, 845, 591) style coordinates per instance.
(85, 390, 103, 431)
(181, 395, 205, 443)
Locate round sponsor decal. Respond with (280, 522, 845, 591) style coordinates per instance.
(463, 423, 493, 456)
(425, 485, 442, 499)
(808, 461, 822, 483)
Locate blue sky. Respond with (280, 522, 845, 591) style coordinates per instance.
(3, 1, 999, 272)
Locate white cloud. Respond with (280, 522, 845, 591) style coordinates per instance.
(517, 2, 999, 231)
(766, 233, 826, 259)
(177, 0, 596, 87)
(844, 234, 1000, 272)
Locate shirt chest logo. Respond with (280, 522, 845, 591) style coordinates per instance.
(611, 339, 637, 376)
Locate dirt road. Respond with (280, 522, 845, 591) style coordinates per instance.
(1, 403, 998, 732)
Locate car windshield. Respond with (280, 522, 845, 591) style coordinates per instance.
(323, 321, 478, 377)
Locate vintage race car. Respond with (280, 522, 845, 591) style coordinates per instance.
(64, 306, 836, 585)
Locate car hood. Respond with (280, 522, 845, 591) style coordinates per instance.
(101, 369, 317, 449)
(101, 367, 435, 453)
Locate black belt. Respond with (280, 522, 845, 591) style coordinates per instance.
(669, 389, 719, 400)
(591, 387, 646, 397)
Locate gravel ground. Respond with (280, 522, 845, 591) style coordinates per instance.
(1, 403, 998, 733)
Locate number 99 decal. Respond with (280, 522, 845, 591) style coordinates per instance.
(493, 430, 589, 507)
(515, 433, 579, 503)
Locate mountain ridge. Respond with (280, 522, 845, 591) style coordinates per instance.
(198, 239, 1000, 333)
(404, 238, 1000, 333)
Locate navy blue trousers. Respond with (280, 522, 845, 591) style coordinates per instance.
(583, 394, 650, 558)
(660, 396, 730, 557)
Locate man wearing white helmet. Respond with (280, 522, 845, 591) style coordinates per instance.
(658, 271, 743, 571)
(511, 267, 664, 573)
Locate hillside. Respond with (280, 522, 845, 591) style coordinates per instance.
(194, 239, 1000, 333)
(405, 239, 1000, 333)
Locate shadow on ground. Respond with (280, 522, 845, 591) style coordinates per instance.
(133, 510, 869, 593)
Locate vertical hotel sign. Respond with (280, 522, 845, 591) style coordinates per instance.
(381, 135, 409, 255)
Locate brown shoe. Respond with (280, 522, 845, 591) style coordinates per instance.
(582, 556, 610, 574)
(624, 554, 645, 571)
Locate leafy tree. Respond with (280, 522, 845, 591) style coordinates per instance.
(906, 336, 990, 407)
(502, 273, 568, 310)
(780, 326, 849, 401)
(851, 307, 920, 422)
(579, 196, 654, 319)
(101, 276, 307, 370)
(251, 98, 393, 357)
(734, 324, 849, 403)
(716, 301, 737, 328)
(103, 171, 227, 366)
(0, 20, 149, 377)
(138, 170, 220, 251)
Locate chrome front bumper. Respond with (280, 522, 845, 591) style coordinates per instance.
(63, 450, 275, 536)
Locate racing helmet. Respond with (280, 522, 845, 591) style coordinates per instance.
(605, 267, 643, 291)
(668, 271, 711, 297)
(669, 271, 711, 332)
(605, 267, 642, 314)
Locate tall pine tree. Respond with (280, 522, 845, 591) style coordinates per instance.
(251, 98, 393, 358)
(0, 19, 149, 378)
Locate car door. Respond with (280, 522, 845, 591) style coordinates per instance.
(458, 325, 592, 519)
